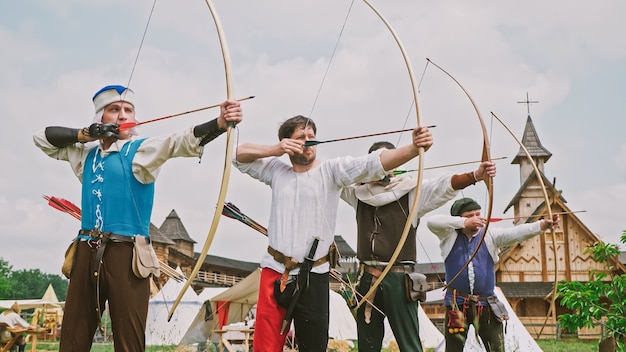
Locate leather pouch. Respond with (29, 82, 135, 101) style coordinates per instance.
(404, 272, 427, 302)
(132, 236, 160, 279)
(273, 276, 297, 308)
(487, 295, 509, 321)
(328, 242, 339, 268)
(61, 239, 78, 279)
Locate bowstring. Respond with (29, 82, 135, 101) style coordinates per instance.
(393, 59, 430, 147)
(118, 0, 158, 235)
(307, 0, 356, 121)
(300, 0, 356, 271)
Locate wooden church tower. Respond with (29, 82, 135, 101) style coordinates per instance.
(494, 94, 626, 339)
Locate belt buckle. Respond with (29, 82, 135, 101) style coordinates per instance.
(88, 228, 103, 248)
(467, 294, 480, 302)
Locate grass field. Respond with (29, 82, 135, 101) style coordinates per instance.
(31, 338, 602, 351)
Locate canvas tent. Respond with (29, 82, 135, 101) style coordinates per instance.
(146, 272, 213, 346)
(380, 303, 444, 349)
(31, 284, 64, 330)
(0, 283, 64, 311)
(431, 286, 542, 352)
(182, 268, 360, 345)
(182, 268, 261, 345)
(183, 267, 445, 348)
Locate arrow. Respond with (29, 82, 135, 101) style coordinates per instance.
(392, 156, 508, 175)
(43, 195, 81, 220)
(489, 210, 586, 222)
(118, 95, 255, 131)
(303, 125, 436, 147)
(222, 202, 268, 236)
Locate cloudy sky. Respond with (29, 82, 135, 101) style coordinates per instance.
(2, 1, 625, 275)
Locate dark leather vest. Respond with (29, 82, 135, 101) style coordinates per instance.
(356, 193, 418, 263)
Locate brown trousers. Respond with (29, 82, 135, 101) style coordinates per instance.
(60, 241, 149, 352)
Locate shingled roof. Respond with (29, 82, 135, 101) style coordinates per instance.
(511, 115, 552, 164)
(159, 209, 196, 244)
(497, 282, 554, 298)
(197, 253, 260, 272)
(149, 223, 175, 245)
(334, 235, 356, 257)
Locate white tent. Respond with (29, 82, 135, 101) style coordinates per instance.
(182, 268, 261, 345)
(32, 284, 64, 326)
(0, 282, 64, 311)
(380, 304, 444, 349)
(431, 286, 542, 352)
(182, 268, 360, 345)
(328, 289, 357, 341)
(146, 274, 206, 346)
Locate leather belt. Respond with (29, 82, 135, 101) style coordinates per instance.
(78, 229, 138, 243)
(455, 290, 490, 303)
(267, 245, 328, 270)
(361, 263, 414, 278)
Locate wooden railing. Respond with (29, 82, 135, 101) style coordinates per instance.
(196, 271, 244, 287)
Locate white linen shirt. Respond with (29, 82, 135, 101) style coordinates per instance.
(0, 312, 30, 329)
(234, 150, 386, 275)
(33, 127, 204, 184)
(341, 173, 460, 227)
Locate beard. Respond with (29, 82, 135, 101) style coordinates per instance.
(290, 150, 316, 166)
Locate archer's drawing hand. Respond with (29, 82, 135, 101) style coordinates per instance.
(277, 138, 304, 156)
(88, 123, 120, 139)
(464, 216, 487, 229)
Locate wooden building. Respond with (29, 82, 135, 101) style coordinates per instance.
(422, 112, 626, 340)
(148, 209, 359, 292)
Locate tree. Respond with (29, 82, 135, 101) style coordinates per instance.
(557, 231, 626, 351)
(9, 269, 68, 301)
(0, 258, 68, 301)
(0, 258, 13, 298)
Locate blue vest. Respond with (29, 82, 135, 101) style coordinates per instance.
(444, 229, 495, 306)
(80, 139, 154, 238)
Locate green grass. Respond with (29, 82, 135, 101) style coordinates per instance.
(536, 338, 599, 352)
(33, 339, 602, 352)
(28, 342, 181, 351)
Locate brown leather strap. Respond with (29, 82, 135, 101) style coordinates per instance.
(455, 290, 491, 303)
(267, 245, 329, 269)
(362, 263, 414, 278)
(78, 229, 139, 243)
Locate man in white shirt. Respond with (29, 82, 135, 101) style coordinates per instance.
(234, 115, 432, 352)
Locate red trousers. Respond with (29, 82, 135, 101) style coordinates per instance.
(254, 269, 289, 352)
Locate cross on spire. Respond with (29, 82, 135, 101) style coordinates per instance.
(517, 92, 539, 116)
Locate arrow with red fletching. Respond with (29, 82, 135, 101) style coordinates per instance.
(43, 195, 81, 220)
(43, 195, 186, 281)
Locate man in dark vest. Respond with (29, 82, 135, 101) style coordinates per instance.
(341, 141, 496, 352)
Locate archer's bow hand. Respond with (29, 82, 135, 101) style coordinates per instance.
(540, 214, 560, 230)
(218, 99, 243, 129)
(412, 126, 433, 152)
(473, 161, 496, 182)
